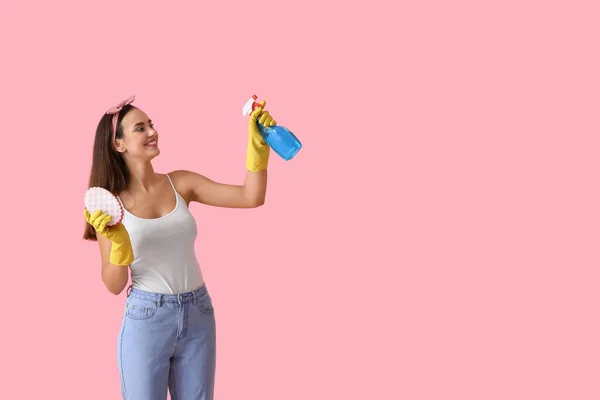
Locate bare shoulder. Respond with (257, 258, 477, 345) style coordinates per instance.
(167, 170, 210, 203)
(167, 170, 208, 187)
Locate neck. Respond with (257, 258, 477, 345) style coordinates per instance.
(125, 161, 158, 193)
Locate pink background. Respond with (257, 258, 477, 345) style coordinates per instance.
(1, 0, 599, 399)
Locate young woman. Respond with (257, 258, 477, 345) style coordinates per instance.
(82, 95, 276, 400)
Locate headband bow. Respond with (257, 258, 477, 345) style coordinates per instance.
(106, 95, 135, 146)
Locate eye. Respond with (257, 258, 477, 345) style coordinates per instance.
(136, 123, 155, 132)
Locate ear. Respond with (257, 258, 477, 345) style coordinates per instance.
(115, 139, 126, 153)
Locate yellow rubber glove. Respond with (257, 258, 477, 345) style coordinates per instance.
(246, 100, 277, 172)
(84, 209, 134, 266)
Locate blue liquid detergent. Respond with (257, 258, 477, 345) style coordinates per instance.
(256, 123, 302, 161)
(243, 95, 302, 161)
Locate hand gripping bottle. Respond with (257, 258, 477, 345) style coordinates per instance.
(242, 95, 302, 161)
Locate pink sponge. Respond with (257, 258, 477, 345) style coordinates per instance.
(84, 187, 123, 227)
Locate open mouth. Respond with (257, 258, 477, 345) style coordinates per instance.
(145, 140, 158, 147)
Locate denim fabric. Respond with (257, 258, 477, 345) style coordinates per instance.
(117, 284, 216, 400)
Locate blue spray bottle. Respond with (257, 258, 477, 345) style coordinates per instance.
(242, 95, 302, 161)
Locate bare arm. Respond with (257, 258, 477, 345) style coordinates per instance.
(170, 169, 267, 208)
(96, 232, 129, 295)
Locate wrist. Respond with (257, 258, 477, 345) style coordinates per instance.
(110, 241, 134, 266)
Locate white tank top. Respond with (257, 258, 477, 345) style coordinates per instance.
(117, 174, 204, 294)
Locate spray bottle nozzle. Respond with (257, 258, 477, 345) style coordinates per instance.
(242, 94, 259, 116)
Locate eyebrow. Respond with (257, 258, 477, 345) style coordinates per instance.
(133, 119, 152, 128)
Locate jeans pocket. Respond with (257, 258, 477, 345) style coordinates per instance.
(196, 293, 215, 315)
(126, 297, 157, 320)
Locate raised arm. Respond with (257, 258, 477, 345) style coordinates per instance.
(170, 100, 276, 209)
(170, 169, 266, 208)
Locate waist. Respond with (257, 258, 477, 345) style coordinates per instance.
(127, 283, 208, 304)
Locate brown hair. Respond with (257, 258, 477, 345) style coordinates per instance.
(82, 104, 136, 241)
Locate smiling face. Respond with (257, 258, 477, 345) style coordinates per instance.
(115, 108, 160, 160)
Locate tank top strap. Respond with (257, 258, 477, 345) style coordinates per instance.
(165, 173, 183, 205)
(165, 173, 176, 192)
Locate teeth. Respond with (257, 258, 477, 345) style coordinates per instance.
(146, 141, 157, 145)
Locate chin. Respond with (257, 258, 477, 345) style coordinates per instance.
(146, 148, 160, 160)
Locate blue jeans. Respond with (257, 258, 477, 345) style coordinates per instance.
(117, 284, 216, 400)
